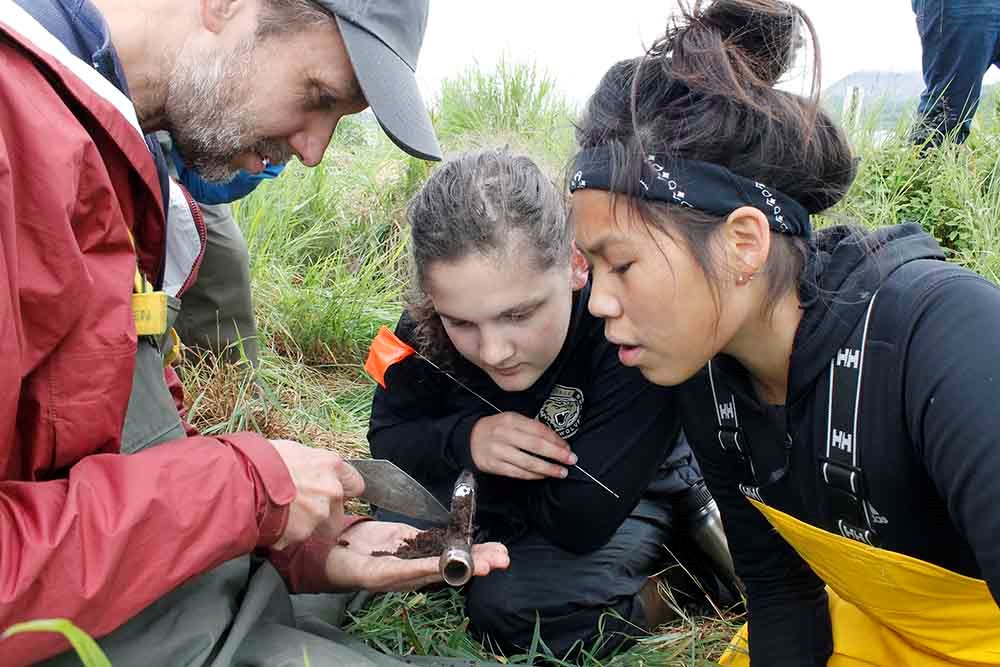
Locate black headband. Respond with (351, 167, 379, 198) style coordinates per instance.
(569, 146, 811, 237)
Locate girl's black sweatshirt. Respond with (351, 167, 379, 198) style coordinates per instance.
(368, 282, 697, 553)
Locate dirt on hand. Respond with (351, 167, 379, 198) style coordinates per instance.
(372, 490, 475, 559)
(370, 526, 448, 559)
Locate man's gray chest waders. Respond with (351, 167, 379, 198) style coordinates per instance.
(120, 294, 186, 454)
(121, 171, 206, 454)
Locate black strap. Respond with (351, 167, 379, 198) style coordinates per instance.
(820, 290, 880, 546)
(707, 360, 761, 501)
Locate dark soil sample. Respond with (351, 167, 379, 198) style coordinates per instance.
(449, 490, 473, 537)
(369, 527, 445, 558)
(372, 486, 476, 559)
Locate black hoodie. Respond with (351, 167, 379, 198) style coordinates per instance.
(678, 224, 1000, 665)
(368, 282, 698, 554)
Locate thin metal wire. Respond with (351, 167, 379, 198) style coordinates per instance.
(415, 352, 504, 412)
(414, 351, 620, 499)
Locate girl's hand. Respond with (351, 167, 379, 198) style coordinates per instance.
(469, 412, 577, 480)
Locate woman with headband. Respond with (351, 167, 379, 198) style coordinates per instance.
(570, 1, 1000, 665)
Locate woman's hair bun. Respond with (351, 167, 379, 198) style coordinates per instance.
(665, 0, 803, 88)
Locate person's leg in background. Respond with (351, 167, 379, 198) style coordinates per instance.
(175, 200, 260, 366)
(911, 0, 1000, 146)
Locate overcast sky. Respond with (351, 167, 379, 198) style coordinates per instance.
(415, 1, 1000, 106)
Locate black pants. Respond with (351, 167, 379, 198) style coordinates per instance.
(464, 497, 671, 659)
(380, 495, 719, 660)
(379, 437, 729, 659)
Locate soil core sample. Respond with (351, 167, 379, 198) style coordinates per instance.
(372, 488, 475, 559)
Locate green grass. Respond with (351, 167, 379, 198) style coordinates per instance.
(171, 63, 1000, 666)
(831, 102, 1000, 271)
(344, 588, 739, 666)
(3, 619, 111, 667)
(435, 57, 577, 163)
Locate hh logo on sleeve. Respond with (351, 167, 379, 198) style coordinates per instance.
(537, 384, 584, 438)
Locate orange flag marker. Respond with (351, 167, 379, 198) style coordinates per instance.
(365, 326, 416, 388)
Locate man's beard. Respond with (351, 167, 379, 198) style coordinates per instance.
(165, 38, 293, 183)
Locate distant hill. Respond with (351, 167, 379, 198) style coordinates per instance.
(825, 71, 925, 104)
(822, 70, 925, 129)
(822, 70, 1000, 131)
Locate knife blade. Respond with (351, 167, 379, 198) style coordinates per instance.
(346, 458, 450, 526)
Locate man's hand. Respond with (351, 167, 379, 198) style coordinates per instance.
(470, 412, 576, 480)
(323, 521, 510, 592)
(269, 439, 365, 549)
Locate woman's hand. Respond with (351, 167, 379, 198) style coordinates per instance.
(323, 521, 510, 592)
(469, 412, 577, 480)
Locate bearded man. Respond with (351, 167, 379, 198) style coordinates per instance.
(0, 1, 508, 665)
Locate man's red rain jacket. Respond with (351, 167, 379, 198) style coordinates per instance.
(0, 17, 300, 664)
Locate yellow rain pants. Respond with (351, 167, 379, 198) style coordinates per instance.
(719, 499, 1000, 665)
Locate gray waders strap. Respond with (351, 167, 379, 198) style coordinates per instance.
(121, 293, 185, 453)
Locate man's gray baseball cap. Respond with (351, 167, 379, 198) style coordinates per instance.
(316, 0, 441, 161)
